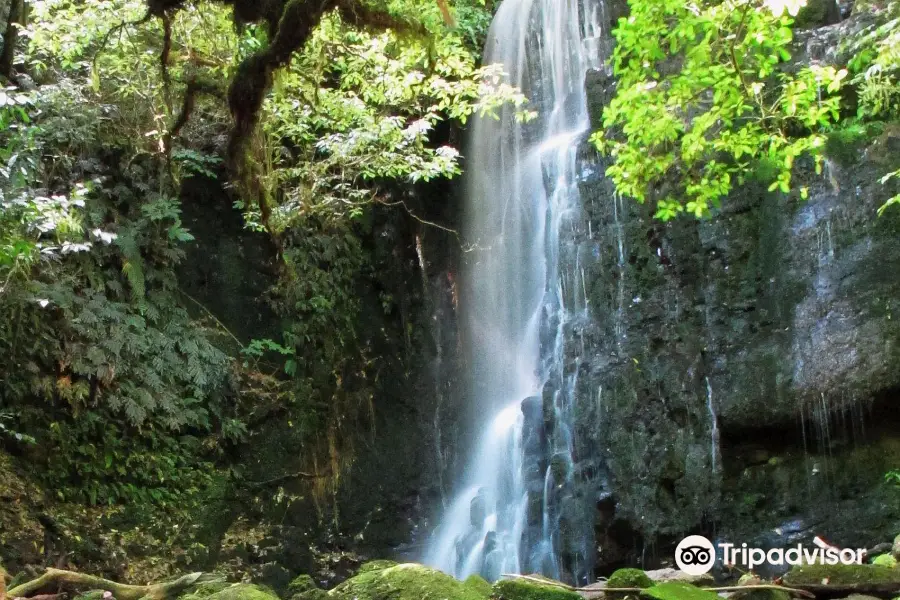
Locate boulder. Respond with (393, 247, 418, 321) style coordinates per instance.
(642, 583, 720, 600)
(607, 568, 653, 589)
(644, 568, 714, 585)
(202, 584, 280, 600)
(329, 563, 489, 600)
(783, 564, 900, 585)
(873, 554, 898, 568)
(490, 578, 580, 600)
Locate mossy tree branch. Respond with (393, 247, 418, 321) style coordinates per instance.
(7, 569, 218, 600)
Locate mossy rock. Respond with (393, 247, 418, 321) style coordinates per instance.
(287, 575, 318, 595)
(291, 591, 329, 600)
(873, 554, 899, 568)
(825, 122, 886, 165)
(793, 0, 840, 28)
(783, 564, 900, 585)
(178, 581, 234, 600)
(732, 588, 790, 600)
(330, 563, 489, 600)
(607, 569, 653, 589)
(490, 578, 580, 600)
(203, 584, 281, 600)
(465, 575, 493, 597)
(643, 583, 720, 600)
(355, 560, 399, 575)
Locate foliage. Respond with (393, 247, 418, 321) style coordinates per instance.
(607, 568, 653, 589)
(2, 0, 506, 559)
(843, 2, 900, 215)
(592, 0, 847, 220)
(261, 12, 529, 226)
(887, 468, 900, 486)
(0, 35, 234, 509)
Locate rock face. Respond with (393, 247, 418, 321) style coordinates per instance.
(563, 11, 900, 568)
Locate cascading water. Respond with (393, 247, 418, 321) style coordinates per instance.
(424, 0, 607, 585)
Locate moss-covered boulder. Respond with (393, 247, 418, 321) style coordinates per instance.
(195, 584, 280, 600)
(465, 575, 492, 597)
(783, 564, 900, 585)
(873, 554, 899, 568)
(643, 583, 719, 600)
(607, 569, 653, 589)
(330, 563, 489, 600)
(293, 591, 329, 600)
(178, 581, 235, 600)
(355, 560, 399, 575)
(793, 0, 841, 28)
(286, 575, 327, 600)
(287, 575, 318, 595)
(490, 578, 580, 600)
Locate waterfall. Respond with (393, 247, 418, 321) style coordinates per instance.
(424, 0, 607, 584)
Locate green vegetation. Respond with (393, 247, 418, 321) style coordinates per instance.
(490, 578, 581, 600)
(783, 563, 900, 584)
(329, 563, 490, 600)
(843, 1, 900, 214)
(642, 583, 720, 600)
(607, 568, 653, 589)
(592, 0, 846, 220)
(1, 0, 899, 586)
(873, 554, 899, 568)
(0, 0, 518, 577)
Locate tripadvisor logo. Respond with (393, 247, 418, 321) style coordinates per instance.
(675, 535, 866, 575)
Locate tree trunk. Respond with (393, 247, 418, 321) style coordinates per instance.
(0, 0, 24, 80)
(7, 569, 218, 600)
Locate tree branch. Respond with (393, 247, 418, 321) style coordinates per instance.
(8, 570, 218, 600)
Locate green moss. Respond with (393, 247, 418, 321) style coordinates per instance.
(287, 575, 318, 595)
(873, 554, 899, 568)
(465, 575, 493, 597)
(783, 564, 900, 585)
(355, 560, 399, 575)
(330, 563, 489, 600)
(643, 583, 720, 600)
(793, 0, 840, 28)
(490, 578, 580, 600)
(607, 569, 653, 589)
(292, 591, 329, 600)
(204, 584, 281, 600)
(825, 122, 885, 165)
(179, 581, 234, 600)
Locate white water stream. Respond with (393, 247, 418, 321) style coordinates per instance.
(424, 0, 606, 583)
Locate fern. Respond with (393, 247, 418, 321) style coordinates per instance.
(116, 228, 146, 303)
